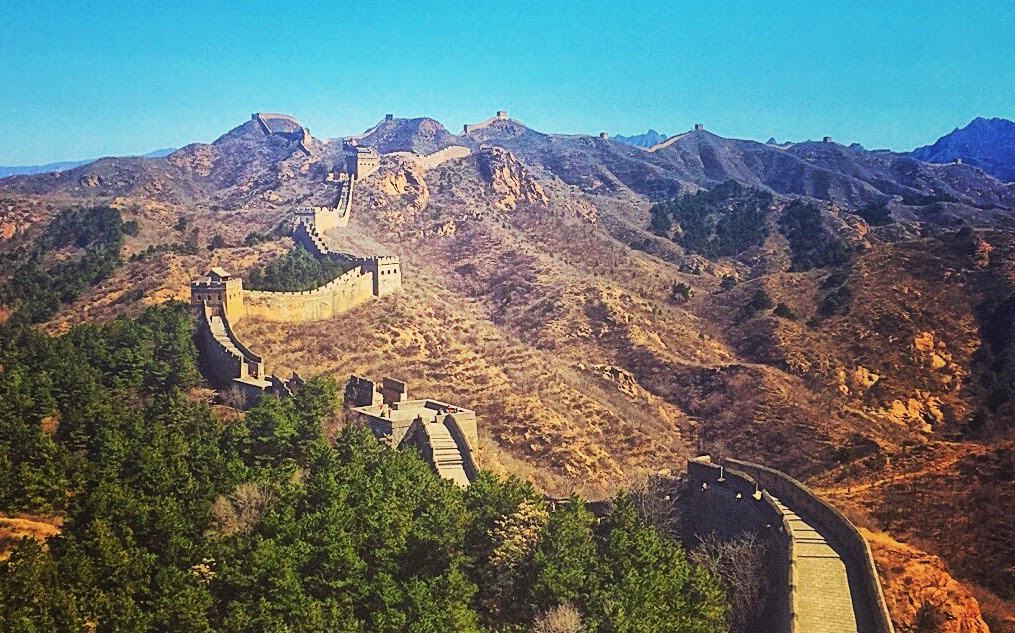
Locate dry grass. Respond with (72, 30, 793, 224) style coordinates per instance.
(0, 515, 62, 559)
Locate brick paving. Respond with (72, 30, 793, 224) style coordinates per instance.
(773, 498, 861, 633)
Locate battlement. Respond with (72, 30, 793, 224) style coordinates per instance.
(190, 268, 244, 322)
(347, 376, 479, 486)
(341, 141, 380, 179)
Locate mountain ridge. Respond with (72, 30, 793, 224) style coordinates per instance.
(911, 116, 1015, 182)
(2, 109, 1014, 626)
(0, 147, 175, 178)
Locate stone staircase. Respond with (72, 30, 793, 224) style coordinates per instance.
(294, 221, 332, 259)
(336, 176, 354, 215)
(424, 422, 471, 486)
(208, 314, 260, 379)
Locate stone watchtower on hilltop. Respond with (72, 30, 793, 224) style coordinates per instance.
(190, 267, 244, 322)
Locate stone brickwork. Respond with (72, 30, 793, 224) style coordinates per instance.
(243, 266, 375, 322)
(190, 152, 403, 407)
(346, 375, 480, 486)
(252, 112, 312, 156)
(688, 457, 896, 633)
(293, 175, 353, 232)
(726, 458, 895, 633)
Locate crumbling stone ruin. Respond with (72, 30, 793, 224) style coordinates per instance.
(345, 376, 479, 486)
(252, 112, 314, 156)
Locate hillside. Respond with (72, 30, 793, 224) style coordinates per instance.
(1, 112, 1014, 627)
(913, 117, 1015, 182)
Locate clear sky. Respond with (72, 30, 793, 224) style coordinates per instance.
(1, 0, 1012, 164)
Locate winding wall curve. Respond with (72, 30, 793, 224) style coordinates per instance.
(688, 457, 895, 633)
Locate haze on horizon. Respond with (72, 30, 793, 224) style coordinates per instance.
(1, 0, 1012, 165)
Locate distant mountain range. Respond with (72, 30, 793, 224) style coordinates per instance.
(612, 129, 668, 148)
(0, 147, 175, 178)
(911, 117, 1015, 182)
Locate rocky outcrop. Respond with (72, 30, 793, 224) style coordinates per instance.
(476, 147, 548, 211)
(865, 529, 990, 633)
(378, 160, 430, 211)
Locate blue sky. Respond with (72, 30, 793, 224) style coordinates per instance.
(1, 1, 1012, 164)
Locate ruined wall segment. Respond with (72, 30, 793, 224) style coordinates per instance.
(347, 376, 480, 486)
(252, 112, 312, 155)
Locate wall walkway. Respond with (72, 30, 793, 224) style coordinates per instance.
(688, 457, 895, 633)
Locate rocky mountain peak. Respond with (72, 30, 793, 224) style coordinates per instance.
(912, 117, 1015, 181)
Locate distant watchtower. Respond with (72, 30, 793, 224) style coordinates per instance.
(694, 123, 704, 131)
(823, 136, 833, 143)
(599, 132, 609, 140)
(496, 110, 508, 120)
(385, 113, 394, 122)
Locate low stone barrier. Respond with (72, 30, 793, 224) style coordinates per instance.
(244, 266, 375, 322)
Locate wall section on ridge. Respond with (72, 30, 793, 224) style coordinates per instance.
(243, 266, 376, 322)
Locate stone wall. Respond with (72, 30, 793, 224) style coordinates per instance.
(463, 111, 510, 134)
(252, 112, 311, 155)
(243, 266, 376, 322)
(726, 459, 896, 633)
(383, 146, 473, 170)
(353, 255, 402, 297)
(195, 304, 244, 387)
(687, 459, 791, 631)
(444, 411, 480, 480)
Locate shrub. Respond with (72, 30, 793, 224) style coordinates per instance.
(533, 603, 584, 633)
(671, 282, 693, 303)
(649, 181, 772, 259)
(773, 303, 797, 320)
(779, 200, 852, 271)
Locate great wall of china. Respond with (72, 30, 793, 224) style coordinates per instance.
(688, 457, 895, 633)
(189, 115, 896, 629)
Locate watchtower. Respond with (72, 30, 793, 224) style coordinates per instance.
(823, 136, 833, 143)
(496, 110, 508, 120)
(385, 113, 394, 122)
(599, 132, 609, 140)
(344, 143, 380, 179)
(694, 123, 704, 131)
(190, 267, 244, 322)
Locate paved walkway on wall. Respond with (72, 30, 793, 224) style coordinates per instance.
(771, 497, 862, 633)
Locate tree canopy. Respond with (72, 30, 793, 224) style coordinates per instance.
(0, 293, 728, 632)
(245, 247, 355, 292)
